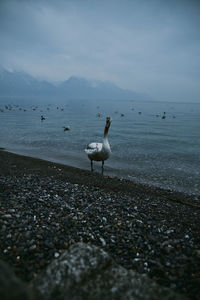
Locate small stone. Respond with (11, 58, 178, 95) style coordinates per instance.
(99, 237, 106, 246)
(102, 217, 107, 223)
(133, 258, 141, 262)
(29, 244, 37, 251)
(54, 252, 60, 258)
(166, 230, 174, 234)
(3, 214, 12, 219)
(8, 209, 16, 213)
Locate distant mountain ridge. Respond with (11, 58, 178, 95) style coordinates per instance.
(0, 69, 150, 100)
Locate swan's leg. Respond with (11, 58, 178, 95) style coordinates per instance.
(102, 161, 104, 175)
(91, 160, 93, 172)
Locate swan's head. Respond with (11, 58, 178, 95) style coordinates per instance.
(106, 116, 112, 128)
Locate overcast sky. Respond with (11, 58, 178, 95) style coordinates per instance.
(0, 0, 200, 102)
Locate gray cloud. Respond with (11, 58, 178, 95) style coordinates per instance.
(0, 0, 200, 102)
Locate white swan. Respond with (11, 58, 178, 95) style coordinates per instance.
(85, 116, 112, 174)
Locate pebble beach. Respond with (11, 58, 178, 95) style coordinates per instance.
(0, 149, 200, 299)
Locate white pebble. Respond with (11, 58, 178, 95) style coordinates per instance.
(54, 252, 60, 258)
(99, 237, 106, 246)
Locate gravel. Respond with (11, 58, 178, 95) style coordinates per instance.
(0, 150, 200, 299)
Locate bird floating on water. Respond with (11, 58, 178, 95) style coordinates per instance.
(63, 126, 70, 131)
(85, 116, 112, 175)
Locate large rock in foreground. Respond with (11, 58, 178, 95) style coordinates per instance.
(33, 242, 186, 300)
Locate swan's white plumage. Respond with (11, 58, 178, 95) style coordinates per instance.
(85, 140, 110, 161)
(85, 142, 103, 154)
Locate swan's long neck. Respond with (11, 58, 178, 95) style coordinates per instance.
(103, 117, 111, 149)
(104, 125, 110, 138)
(104, 118, 111, 138)
(103, 119, 111, 149)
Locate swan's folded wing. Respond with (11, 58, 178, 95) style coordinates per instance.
(85, 142, 103, 155)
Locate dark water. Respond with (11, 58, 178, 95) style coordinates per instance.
(0, 97, 199, 195)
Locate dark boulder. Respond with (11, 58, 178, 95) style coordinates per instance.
(33, 243, 187, 300)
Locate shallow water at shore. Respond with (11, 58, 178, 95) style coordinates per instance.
(0, 97, 200, 194)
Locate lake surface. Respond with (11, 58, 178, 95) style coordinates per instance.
(0, 97, 200, 195)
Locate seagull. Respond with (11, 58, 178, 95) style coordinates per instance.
(85, 116, 112, 175)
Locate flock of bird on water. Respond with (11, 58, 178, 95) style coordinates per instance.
(0, 104, 176, 175)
